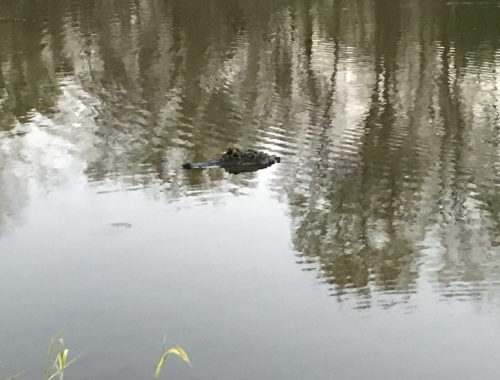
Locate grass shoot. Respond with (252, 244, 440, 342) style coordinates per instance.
(153, 346, 191, 379)
(44, 331, 79, 380)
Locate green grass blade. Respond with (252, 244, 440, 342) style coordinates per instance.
(44, 330, 65, 380)
(44, 331, 79, 380)
(153, 346, 191, 379)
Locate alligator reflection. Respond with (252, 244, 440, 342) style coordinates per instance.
(0, 0, 499, 303)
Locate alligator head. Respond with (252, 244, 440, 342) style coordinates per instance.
(182, 148, 280, 174)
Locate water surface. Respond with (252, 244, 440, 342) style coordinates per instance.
(1, 1, 500, 379)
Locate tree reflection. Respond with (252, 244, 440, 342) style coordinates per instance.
(0, 1, 64, 131)
(0, 0, 499, 304)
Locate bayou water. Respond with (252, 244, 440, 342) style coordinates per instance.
(1, 1, 500, 379)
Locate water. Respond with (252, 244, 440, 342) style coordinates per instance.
(1, 0, 500, 379)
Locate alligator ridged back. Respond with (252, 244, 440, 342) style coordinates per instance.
(182, 148, 280, 173)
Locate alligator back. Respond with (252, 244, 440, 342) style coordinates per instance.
(182, 148, 280, 174)
(182, 159, 221, 169)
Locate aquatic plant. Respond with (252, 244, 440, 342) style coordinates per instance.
(2, 332, 190, 380)
(43, 331, 79, 380)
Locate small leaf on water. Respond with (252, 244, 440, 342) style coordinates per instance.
(153, 346, 191, 379)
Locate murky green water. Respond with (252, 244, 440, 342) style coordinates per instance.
(1, 0, 500, 379)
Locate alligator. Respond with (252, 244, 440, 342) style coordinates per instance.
(182, 148, 280, 174)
